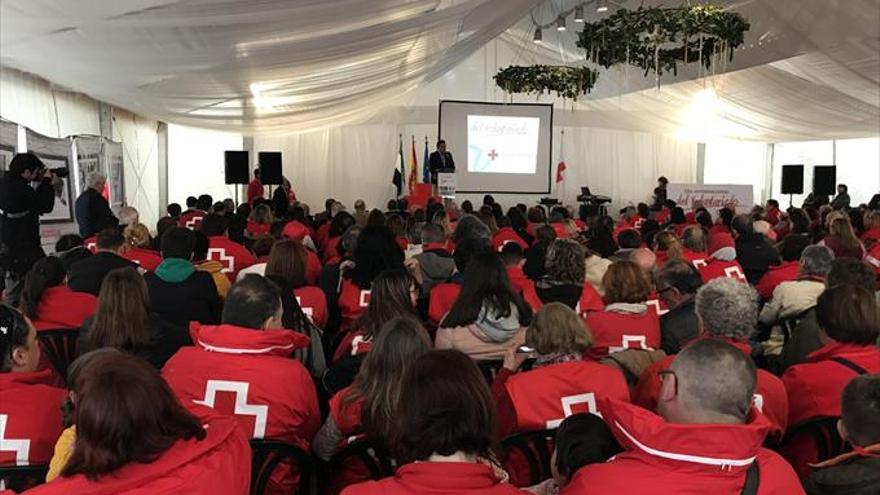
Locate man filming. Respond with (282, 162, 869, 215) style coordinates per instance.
(0, 152, 60, 302)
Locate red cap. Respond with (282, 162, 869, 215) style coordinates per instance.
(708, 232, 735, 255)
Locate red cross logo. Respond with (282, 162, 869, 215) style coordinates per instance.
(0, 414, 31, 466)
(194, 380, 268, 438)
(488, 149, 498, 160)
(207, 248, 234, 273)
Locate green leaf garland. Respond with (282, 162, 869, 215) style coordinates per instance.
(493, 65, 600, 99)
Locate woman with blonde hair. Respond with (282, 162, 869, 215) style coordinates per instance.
(121, 223, 162, 271)
(246, 203, 274, 237)
(820, 217, 865, 260)
(652, 230, 683, 268)
(491, 303, 629, 439)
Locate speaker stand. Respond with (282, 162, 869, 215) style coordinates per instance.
(788, 194, 793, 209)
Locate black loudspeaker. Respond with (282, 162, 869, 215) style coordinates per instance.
(224, 151, 250, 185)
(813, 166, 837, 196)
(259, 151, 282, 185)
(780, 165, 804, 194)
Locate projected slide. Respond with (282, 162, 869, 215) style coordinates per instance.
(467, 115, 540, 174)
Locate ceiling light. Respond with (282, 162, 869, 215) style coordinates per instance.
(556, 15, 566, 31)
(533, 27, 543, 43)
(596, 0, 609, 13)
(574, 5, 585, 22)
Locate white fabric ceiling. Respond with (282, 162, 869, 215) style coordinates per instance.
(1, 0, 878, 140)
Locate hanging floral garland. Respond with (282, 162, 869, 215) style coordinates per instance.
(577, 5, 750, 78)
(493, 65, 600, 99)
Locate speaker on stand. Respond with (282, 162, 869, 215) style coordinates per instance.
(780, 164, 804, 208)
(813, 166, 837, 196)
(258, 151, 283, 199)
(225, 150, 250, 206)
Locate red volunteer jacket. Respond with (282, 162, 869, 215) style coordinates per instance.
(755, 260, 801, 300)
(24, 414, 250, 495)
(246, 220, 271, 237)
(84, 235, 98, 253)
(709, 223, 731, 236)
(332, 329, 372, 363)
(315, 223, 331, 251)
(584, 306, 660, 360)
(341, 462, 527, 495)
(0, 369, 65, 467)
(247, 178, 263, 204)
(428, 281, 461, 325)
(179, 209, 206, 230)
(328, 386, 364, 441)
(282, 221, 314, 243)
(550, 223, 570, 239)
(505, 266, 533, 296)
(30, 285, 97, 330)
(305, 249, 322, 285)
(698, 258, 747, 283)
(495, 360, 629, 437)
(492, 227, 528, 252)
(122, 247, 162, 272)
(633, 338, 789, 438)
(294, 285, 328, 329)
(207, 235, 256, 283)
(324, 236, 342, 264)
(338, 279, 372, 331)
(861, 226, 880, 243)
(562, 400, 804, 495)
(645, 291, 670, 317)
(682, 248, 708, 268)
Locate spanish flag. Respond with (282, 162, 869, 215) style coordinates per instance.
(408, 135, 418, 195)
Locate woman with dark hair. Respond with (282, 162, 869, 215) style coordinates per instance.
(545, 414, 623, 493)
(266, 238, 328, 329)
(710, 207, 734, 236)
(526, 206, 547, 236)
(506, 207, 534, 246)
(584, 261, 660, 360)
(342, 350, 526, 495)
(524, 225, 557, 280)
(324, 211, 357, 264)
(437, 251, 532, 360)
(29, 352, 250, 494)
(668, 206, 687, 236)
(529, 239, 603, 314)
(336, 225, 406, 330)
(80, 267, 190, 368)
(19, 256, 97, 330)
(0, 304, 66, 468)
(586, 216, 617, 259)
(324, 269, 418, 395)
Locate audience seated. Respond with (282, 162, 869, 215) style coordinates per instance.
(698, 232, 747, 283)
(565, 339, 803, 494)
(29, 351, 250, 494)
(246, 203, 274, 237)
(178, 195, 207, 230)
(53, 234, 91, 270)
(414, 223, 455, 299)
(523, 225, 556, 280)
(804, 374, 880, 494)
(732, 214, 781, 284)
(492, 216, 528, 252)
(200, 213, 255, 282)
(121, 223, 162, 271)
(500, 242, 532, 296)
(781, 284, 880, 476)
(144, 227, 221, 327)
(79, 267, 190, 368)
(585, 261, 660, 360)
(528, 239, 604, 315)
(0, 305, 66, 467)
(655, 260, 703, 355)
(436, 251, 532, 360)
(427, 237, 484, 325)
(820, 216, 866, 260)
(341, 350, 527, 495)
(19, 256, 97, 330)
(652, 231, 683, 268)
(759, 245, 834, 331)
(162, 275, 319, 494)
(265, 238, 328, 329)
(609, 228, 641, 262)
(756, 234, 811, 299)
(492, 303, 628, 439)
(679, 225, 708, 268)
(861, 210, 880, 243)
(67, 228, 138, 296)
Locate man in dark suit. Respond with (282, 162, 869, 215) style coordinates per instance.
(427, 139, 455, 185)
(74, 172, 117, 237)
(68, 228, 138, 296)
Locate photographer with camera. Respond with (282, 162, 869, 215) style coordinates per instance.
(0, 153, 60, 303)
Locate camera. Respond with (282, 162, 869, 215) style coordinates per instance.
(50, 167, 69, 178)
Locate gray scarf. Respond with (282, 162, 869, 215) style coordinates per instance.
(474, 303, 521, 343)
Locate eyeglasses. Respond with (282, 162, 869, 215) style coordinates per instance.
(658, 369, 678, 396)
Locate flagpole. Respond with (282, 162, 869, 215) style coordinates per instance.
(559, 128, 565, 203)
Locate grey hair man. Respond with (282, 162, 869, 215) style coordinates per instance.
(696, 277, 759, 342)
(117, 205, 139, 227)
(74, 172, 118, 237)
(681, 225, 707, 254)
(759, 245, 834, 326)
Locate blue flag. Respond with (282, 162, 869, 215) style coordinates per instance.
(422, 138, 431, 183)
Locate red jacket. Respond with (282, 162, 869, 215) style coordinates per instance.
(31, 285, 97, 330)
(633, 338, 789, 438)
(84, 235, 97, 253)
(315, 223, 332, 251)
(338, 279, 372, 331)
(0, 369, 65, 466)
(505, 266, 533, 296)
(23, 415, 250, 495)
(332, 329, 372, 363)
(698, 258, 747, 283)
(246, 220, 271, 237)
(328, 386, 364, 441)
(179, 209, 206, 230)
(282, 221, 313, 243)
(755, 261, 801, 300)
(492, 227, 528, 252)
(550, 223, 570, 239)
(122, 247, 162, 272)
(584, 306, 660, 360)
(207, 235, 256, 282)
(305, 249, 322, 285)
(709, 223, 731, 236)
(294, 285, 328, 329)
(428, 281, 461, 325)
(562, 400, 804, 495)
(861, 226, 880, 243)
(681, 248, 708, 268)
(247, 178, 263, 204)
(341, 462, 527, 495)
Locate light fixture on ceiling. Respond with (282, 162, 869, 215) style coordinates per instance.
(596, 0, 609, 13)
(574, 5, 585, 22)
(533, 27, 543, 43)
(556, 15, 566, 31)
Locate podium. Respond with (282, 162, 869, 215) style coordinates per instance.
(436, 168, 456, 198)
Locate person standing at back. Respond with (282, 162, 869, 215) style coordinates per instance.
(248, 168, 263, 204)
(831, 184, 851, 211)
(74, 173, 118, 238)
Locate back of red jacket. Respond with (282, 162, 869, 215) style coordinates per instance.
(699, 258, 747, 283)
(584, 307, 660, 360)
(338, 278, 372, 331)
(179, 210, 206, 230)
(32, 285, 97, 330)
(428, 282, 461, 325)
(493, 227, 528, 252)
(0, 369, 66, 467)
(207, 235, 256, 282)
(123, 247, 163, 272)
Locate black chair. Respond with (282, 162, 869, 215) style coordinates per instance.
(476, 360, 504, 384)
(0, 464, 49, 492)
(500, 429, 556, 486)
(325, 438, 395, 490)
(36, 328, 79, 380)
(249, 439, 313, 495)
(778, 416, 850, 465)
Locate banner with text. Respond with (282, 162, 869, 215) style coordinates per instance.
(668, 183, 754, 214)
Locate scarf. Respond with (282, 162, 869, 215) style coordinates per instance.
(475, 303, 521, 343)
(533, 352, 583, 369)
(154, 258, 195, 283)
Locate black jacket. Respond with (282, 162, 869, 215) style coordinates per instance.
(735, 232, 780, 284)
(0, 174, 54, 272)
(67, 251, 138, 296)
(804, 456, 880, 495)
(428, 150, 455, 184)
(523, 242, 550, 280)
(79, 312, 192, 369)
(144, 270, 221, 328)
(74, 188, 117, 237)
(535, 281, 582, 310)
(272, 186, 289, 218)
(660, 298, 699, 355)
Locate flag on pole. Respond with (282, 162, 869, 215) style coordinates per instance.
(408, 135, 418, 195)
(556, 161, 567, 183)
(392, 135, 404, 197)
(422, 137, 431, 183)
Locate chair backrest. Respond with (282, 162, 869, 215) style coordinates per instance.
(249, 439, 312, 495)
(326, 438, 395, 493)
(500, 429, 556, 487)
(0, 464, 49, 492)
(36, 328, 79, 380)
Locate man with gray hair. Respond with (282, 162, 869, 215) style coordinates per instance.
(759, 245, 834, 326)
(572, 339, 802, 494)
(74, 172, 118, 237)
(117, 205, 139, 228)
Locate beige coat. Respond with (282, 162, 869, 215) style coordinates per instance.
(584, 255, 612, 296)
(434, 324, 526, 361)
(759, 279, 825, 325)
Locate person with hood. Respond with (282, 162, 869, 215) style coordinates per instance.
(564, 339, 804, 495)
(427, 237, 486, 325)
(436, 251, 533, 361)
(162, 275, 319, 495)
(414, 222, 455, 299)
(697, 232, 747, 283)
